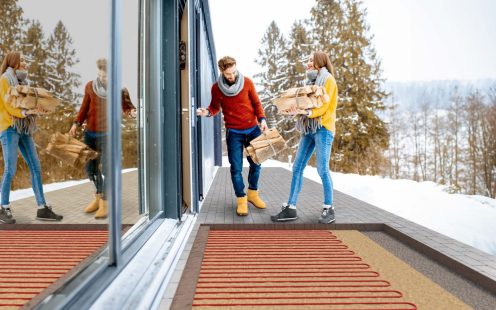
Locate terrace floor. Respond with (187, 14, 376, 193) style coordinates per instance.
(161, 167, 496, 309)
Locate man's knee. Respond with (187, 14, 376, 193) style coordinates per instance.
(249, 161, 261, 171)
(230, 165, 242, 175)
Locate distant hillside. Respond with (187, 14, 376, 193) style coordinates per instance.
(384, 79, 496, 110)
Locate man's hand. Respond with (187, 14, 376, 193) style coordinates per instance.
(260, 119, 268, 132)
(126, 109, 137, 119)
(196, 108, 209, 117)
(68, 123, 78, 137)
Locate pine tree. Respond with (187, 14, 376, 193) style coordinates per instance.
(308, 0, 344, 55)
(21, 20, 49, 88)
(21, 21, 84, 184)
(310, 0, 389, 174)
(0, 4, 90, 186)
(38, 21, 85, 182)
(46, 20, 82, 103)
(0, 0, 24, 58)
(286, 21, 313, 89)
(255, 21, 294, 142)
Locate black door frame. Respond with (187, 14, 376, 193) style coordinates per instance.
(188, 0, 204, 214)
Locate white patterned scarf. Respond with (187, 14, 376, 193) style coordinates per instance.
(92, 78, 107, 98)
(217, 71, 244, 97)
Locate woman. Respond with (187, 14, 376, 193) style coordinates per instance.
(271, 51, 338, 224)
(0, 51, 63, 224)
(69, 58, 135, 219)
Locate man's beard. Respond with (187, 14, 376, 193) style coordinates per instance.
(224, 76, 236, 86)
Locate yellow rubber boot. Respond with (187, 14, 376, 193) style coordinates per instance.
(84, 194, 101, 213)
(247, 189, 266, 209)
(236, 196, 248, 216)
(95, 198, 108, 219)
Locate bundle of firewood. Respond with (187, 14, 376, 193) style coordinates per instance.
(244, 128, 287, 165)
(272, 85, 329, 114)
(4, 85, 60, 113)
(44, 132, 98, 168)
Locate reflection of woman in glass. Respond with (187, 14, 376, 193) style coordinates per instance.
(69, 58, 135, 219)
(0, 51, 63, 224)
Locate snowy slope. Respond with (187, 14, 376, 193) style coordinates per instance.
(222, 156, 496, 255)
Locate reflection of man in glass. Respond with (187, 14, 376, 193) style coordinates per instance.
(69, 59, 135, 219)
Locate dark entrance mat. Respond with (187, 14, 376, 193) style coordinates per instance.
(171, 226, 474, 309)
(0, 226, 109, 309)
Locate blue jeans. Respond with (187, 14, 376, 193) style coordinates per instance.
(84, 131, 107, 199)
(0, 127, 46, 206)
(226, 126, 262, 197)
(288, 127, 334, 206)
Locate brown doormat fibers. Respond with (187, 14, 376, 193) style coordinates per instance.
(0, 230, 108, 309)
(176, 229, 470, 310)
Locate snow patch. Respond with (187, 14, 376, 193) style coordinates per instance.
(221, 156, 496, 255)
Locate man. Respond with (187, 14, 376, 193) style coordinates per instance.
(197, 56, 268, 216)
(69, 58, 136, 219)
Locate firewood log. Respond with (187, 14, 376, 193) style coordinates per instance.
(280, 86, 315, 98)
(253, 139, 286, 164)
(81, 150, 99, 160)
(243, 128, 287, 164)
(54, 144, 85, 154)
(249, 136, 284, 149)
(15, 85, 53, 98)
(4, 85, 60, 113)
(252, 128, 280, 141)
(51, 132, 87, 147)
(272, 96, 313, 111)
(47, 148, 79, 166)
(272, 85, 328, 114)
(45, 132, 98, 168)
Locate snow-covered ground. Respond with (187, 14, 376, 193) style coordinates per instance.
(9, 168, 137, 201)
(222, 156, 496, 256)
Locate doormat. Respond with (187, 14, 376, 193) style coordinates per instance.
(0, 228, 108, 309)
(172, 228, 469, 309)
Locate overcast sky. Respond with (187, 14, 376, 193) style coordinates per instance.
(19, 0, 138, 103)
(18, 0, 496, 102)
(210, 0, 496, 82)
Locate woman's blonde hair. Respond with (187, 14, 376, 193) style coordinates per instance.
(312, 51, 336, 77)
(0, 51, 21, 74)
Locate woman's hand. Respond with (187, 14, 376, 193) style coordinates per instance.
(68, 123, 78, 137)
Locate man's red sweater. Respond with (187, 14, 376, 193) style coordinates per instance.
(75, 81, 135, 132)
(207, 77, 265, 130)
